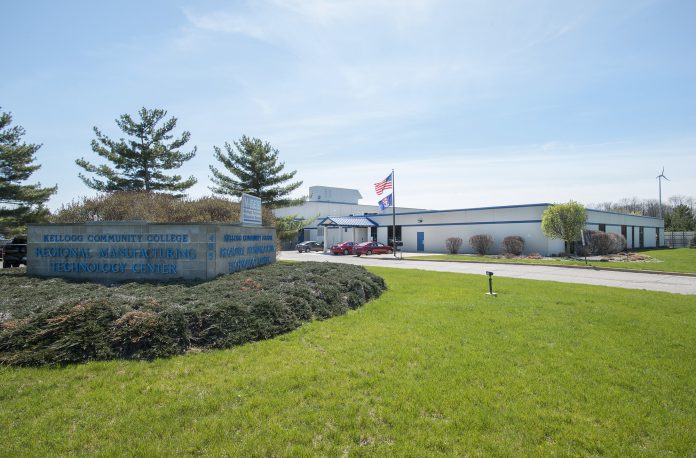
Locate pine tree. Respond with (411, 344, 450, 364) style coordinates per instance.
(209, 136, 303, 208)
(0, 109, 57, 235)
(666, 204, 695, 231)
(75, 107, 197, 195)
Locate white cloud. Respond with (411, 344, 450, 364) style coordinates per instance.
(182, 9, 273, 41)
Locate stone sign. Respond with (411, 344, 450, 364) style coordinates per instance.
(27, 222, 276, 281)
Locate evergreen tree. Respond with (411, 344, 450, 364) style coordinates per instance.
(666, 204, 694, 231)
(75, 107, 197, 195)
(0, 109, 57, 235)
(209, 136, 303, 208)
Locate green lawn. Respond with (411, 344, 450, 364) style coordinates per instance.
(1, 267, 694, 456)
(410, 248, 696, 274)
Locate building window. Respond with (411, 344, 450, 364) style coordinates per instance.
(387, 226, 402, 246)
(656, 228, 660, 247)
(370, 227, 377, 241)
(639, 227, 644, 248)
(621, 225, 627, 238)
(598, 224, 606, 232)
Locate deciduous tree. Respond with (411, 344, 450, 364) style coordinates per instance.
(0, 109, 56, 235)
(75, 107, 197, 195)
(541, 201, 587, 256)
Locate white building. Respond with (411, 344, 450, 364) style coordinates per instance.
(273, 185, 425, 244)
(274, 187, 664, 255)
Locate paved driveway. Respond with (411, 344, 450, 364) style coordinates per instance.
(279, 251, 696, 295)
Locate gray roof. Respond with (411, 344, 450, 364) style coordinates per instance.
(318, 216, 378, 227)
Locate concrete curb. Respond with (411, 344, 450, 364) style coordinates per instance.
(400, 257, 696, 278)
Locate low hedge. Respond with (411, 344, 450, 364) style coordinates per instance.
(0, 262, 386, 366)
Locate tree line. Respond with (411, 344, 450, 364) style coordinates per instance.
(0, 106, 304, 236)
(588, 196, 695, 231)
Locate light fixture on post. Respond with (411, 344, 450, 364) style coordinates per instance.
(485, 271, 497, 297)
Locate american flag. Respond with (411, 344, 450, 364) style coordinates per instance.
(374, 172, 393, 195)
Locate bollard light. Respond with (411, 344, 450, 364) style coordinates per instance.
(485, 271, 497, 297)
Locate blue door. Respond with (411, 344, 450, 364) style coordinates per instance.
(417, 232, 425, 251)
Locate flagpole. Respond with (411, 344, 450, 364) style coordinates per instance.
(392, 169, 397, 258)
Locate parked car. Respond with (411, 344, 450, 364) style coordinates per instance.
(330, 241, 357, 255)
(296, 241, 324, 253)
(354, 241, 394, 256)
(2, 235, 27, 268)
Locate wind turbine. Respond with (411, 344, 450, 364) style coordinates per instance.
(656, 167, 670, 219)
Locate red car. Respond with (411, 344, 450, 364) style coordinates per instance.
(330, 241, 357, 255)
(354, 241, 393, 256)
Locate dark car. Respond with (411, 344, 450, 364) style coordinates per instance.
(330, 241, 357, 255)
(2, 235, 27, 268)
(354, 241, 394, 256)
(296, 241, 324, 253)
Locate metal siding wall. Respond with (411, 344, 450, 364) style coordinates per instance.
(634, 227, 639, 247)
(644, 227, 657, 247)
(311, 205, 666, 256)
(586, 210, 663, 229)
(308, 228, 318, 242)
(548, 239, 565, 255)
(377, 227, 388, 243)
(325, 227, 342, 247)
(401, 222, 549, 254)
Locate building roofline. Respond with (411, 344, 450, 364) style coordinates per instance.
(367, 203, 553, 217)
(317, 216, 378, 227)
(305, 200, 374, 205)
(585, 208, 663, 220)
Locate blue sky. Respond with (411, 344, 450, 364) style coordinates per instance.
(2, 0, 694, 211)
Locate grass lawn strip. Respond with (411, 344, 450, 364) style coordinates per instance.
(1, 267, 694, 456)
(409, 248, 696, 275)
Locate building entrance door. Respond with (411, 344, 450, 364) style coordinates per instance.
(417, 232, 425, 251)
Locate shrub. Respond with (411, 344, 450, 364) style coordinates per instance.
(589, 231, 611, 255)
(445, 237, 463, 254)
(0, 263, 386, 366)
(469, 234, 494, 255)
(589, 231, 626, 255)
(0, 300, 121, 366)
(51, 192, 275, 226)
(607, 232, 627, 253)
(575, 242, 592, 257)
(502, 236, 525, 255)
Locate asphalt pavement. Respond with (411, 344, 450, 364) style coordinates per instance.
(278, 250, 696, 295)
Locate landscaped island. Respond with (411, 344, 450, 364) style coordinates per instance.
(0, 262, 385, 366)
